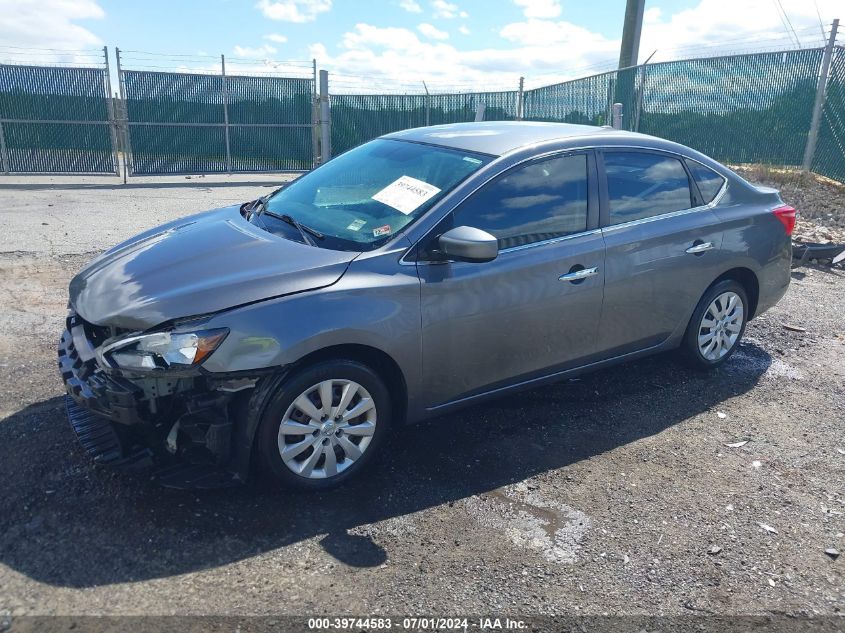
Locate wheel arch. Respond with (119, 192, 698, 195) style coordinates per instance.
(712, 267, 760, 319)
(229, 344, 408, 483)
(291, 344, 408, 425)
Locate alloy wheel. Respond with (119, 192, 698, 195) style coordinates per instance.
(697, 291, 744, 361)
(277, 379, 377, 479)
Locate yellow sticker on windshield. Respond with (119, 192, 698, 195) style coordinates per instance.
(372, 176, 441, 215)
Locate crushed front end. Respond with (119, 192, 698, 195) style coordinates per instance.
(58, 311, 260, 488)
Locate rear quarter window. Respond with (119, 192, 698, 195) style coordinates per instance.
(603, 151, 693, 225)
(686, 159, 727, 204)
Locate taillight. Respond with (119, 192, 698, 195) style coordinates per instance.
(772, 205, 797, 236)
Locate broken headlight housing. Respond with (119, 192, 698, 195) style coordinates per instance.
(98, 328, 229, 371)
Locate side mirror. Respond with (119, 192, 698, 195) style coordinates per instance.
(438, 226, 498, 263)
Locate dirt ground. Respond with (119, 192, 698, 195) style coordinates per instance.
(0, 172, 843, 620)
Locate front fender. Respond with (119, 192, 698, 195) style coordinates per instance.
(201, 246, 422, 406)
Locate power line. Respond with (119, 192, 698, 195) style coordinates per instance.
(772, 0, 801, 48)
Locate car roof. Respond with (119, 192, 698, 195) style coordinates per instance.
(383, 121, 653, 156)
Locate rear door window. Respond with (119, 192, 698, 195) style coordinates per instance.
(603, 151, 693, 225)
(686, 159, 726, 204)
(451, 153, 590, 250)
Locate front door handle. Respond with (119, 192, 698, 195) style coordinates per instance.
(685, 241, 714, 254)
(559, 266, 599, 282)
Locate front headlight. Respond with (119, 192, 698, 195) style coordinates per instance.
(100, 328, 229, 370)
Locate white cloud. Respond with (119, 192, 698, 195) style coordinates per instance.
(500, 19, 615, 50)
(458, 25, 470, 35)
(342, 23, 423, 51)
(0, 0, 104, 60)
(418, 22, 449, 40)
(264, 33, 288, 43)
(431, 0, 466, 19)
(513, 0, 561, 19)
(312, 0, 842, 95)
(257, 0, 331, 23)
(399, 0, 422, 12)
(311, 22, 613, 93)
(643, 7, 662, 24)
(233, 43, 277, 58)
(639, 0, 840, 62)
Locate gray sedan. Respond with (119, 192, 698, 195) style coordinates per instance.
(59, 122, 794, 490)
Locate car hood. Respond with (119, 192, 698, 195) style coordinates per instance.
(69, 205, 359, 331)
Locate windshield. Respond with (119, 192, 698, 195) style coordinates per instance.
(255, 139, 493, 251)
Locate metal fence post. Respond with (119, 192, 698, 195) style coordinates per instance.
(803, 18, 839, 171)
(633, 50, 656, 132)
(632, 64, 646, 132)
(474, 102, 486, 122)
(103, 46, 120, 176)
(115, 47, 133, 179)
(319, 69, 331, 163)
(423, 81, 430, 126)
(0, 119, 9, 174)
(311, 59, 319, 168)
(221, 54, 232, 174)
(517, 76, 524, 120)
(0, 57, 7, 173)
(612, 103, 623, 129)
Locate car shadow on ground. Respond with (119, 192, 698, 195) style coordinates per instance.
(0, 343, 771, 587)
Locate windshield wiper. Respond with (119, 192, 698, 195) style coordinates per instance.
(261, 209, 324, 245)
(245, 186, 284, 218)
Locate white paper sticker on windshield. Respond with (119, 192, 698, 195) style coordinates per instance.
(346, 218, 366, 231)
(371, 176, 441, 215)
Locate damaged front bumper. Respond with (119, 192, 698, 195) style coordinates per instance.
(58, 312, 260, 488)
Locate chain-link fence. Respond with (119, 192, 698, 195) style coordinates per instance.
(0, 42, 842, 181)
(330, 90, 518, 154)
(813, 46, 845, 182)
(326, 45, 842, 182)
(0, 52, 117, 174)
(118, 54, 316, 175)
(636, 49, 822, 166)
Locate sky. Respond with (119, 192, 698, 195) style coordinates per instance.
(0, 0, 840, 92)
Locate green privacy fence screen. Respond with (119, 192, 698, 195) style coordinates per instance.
(523, 67, 639, 127)
(633, 49, 823, 166)
(527, 48, 825, 167)
(813, 46, 845, 182)
(121, 69, 315, 174)
(1, 45, 843, 180)
(329, 47, 843, 182)
(0, 63, 116, 173)
(330, 90, 518, 154)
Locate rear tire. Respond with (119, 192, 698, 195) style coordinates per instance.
(681, 280, 748, 370)
(256, 360, 391, 490)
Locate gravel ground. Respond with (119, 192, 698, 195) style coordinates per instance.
(0, 173, 843, 619)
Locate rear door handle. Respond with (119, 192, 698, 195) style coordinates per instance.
(685, 241, 714, 254)
(559, 266, 599, 282)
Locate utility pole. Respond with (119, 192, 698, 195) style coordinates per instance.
(319, 70, 331, 163)
(803, 18, 839, 171)
(618, 0, 646, 68)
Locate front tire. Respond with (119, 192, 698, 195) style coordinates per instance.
(256, 360, 391, 490)
(681, 280, 748, 370)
